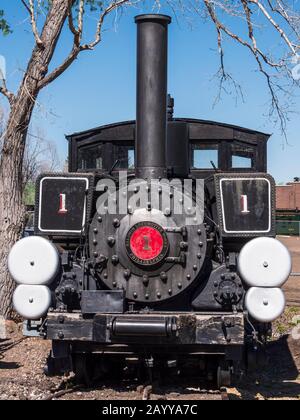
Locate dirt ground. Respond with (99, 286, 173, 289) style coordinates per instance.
(0, 236, 299, 401)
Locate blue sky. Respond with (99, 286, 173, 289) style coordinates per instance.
(1, 0, 300, 183)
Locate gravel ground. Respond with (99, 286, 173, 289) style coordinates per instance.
(0, 236, 299, 401)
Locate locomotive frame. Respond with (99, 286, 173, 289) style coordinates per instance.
(9, 14, 292, 388)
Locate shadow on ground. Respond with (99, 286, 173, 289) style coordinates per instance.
(230, 335, 300, 400)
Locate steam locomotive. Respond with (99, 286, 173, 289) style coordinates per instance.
(8, 15, 292, 387)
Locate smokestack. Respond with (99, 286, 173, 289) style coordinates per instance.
(135, 14, 171, 179)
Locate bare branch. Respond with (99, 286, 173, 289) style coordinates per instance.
(39, 0, 132, 89)
(21, 0, 44, 47)
(38, 46, 81, 89)
(249, 0, 298, 55)
(0, 68, 15, 106)
(82, 0, 131, 51)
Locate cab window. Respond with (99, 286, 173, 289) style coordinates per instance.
(113, 145, 135, 169)
(191, 143, 219, 170)
(78, 144, 104, 170)
(231, 142, 255, 169)
(77, 142, 135, 171)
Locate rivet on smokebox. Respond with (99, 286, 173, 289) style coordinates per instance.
(112, 255, 119, 265)
(164, 208, 171, 217)
(160, 272, 168, 281)
(107, 236, 115, 246)
(113, 219, 120, 228)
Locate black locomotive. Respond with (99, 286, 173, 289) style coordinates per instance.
(8, 15, 292, 387)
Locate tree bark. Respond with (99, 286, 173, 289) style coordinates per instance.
(0, 0, 70, 318)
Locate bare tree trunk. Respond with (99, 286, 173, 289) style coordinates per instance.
(0, 0, 69, 318)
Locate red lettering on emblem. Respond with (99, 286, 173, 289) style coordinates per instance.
(58, 193, 68, 215)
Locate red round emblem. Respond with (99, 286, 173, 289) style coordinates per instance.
(126, 222, 169, 266)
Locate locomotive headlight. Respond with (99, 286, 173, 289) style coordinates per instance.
(238, 237, 292, 288)
(8, 236, 59, 285)
(13, 285, 52, 320)
(245, 287, 286, 323)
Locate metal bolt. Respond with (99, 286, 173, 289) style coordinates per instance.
(160, 272, 168, 281)
(112, 255, 119, 265)
(197, 229, 202, 235)
(133, 292, 138, 299)
(180, 242, 188, 250)
(263, 262, 269, 268)
(93, 228, 98, 234)
(157, 292, 161, 299)
(145, 294, 150, 300)
(113, 219, 120, 228)
(124, 270, 131, 280)
(93, 252, 98, 258)
(98, 217, 102, 223)
(113, 282, 117, 288)
(107, 236, 115, 246)
(168, 289, 173, 295)
(103, 272, 108, 279)
(128, 206, 133, 215)
(199, 242, 204, 248)
(187, 274, 191, 281)
(164, 208, 171, 217)
(178, 283, 182, 289)
(193, 265, 197, 271)
(197, 253, 202, 259)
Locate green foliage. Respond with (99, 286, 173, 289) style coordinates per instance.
(0, 10, 12, 36)
(23, 183, 35, 206)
